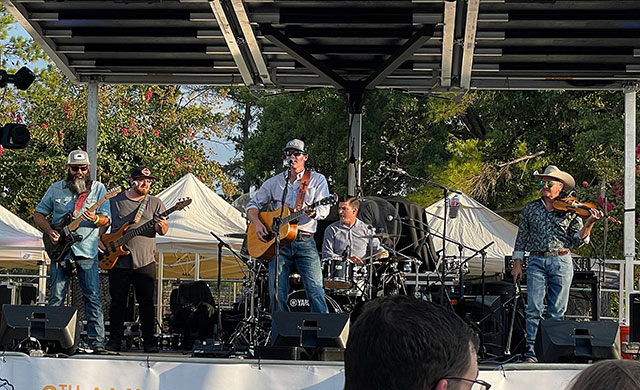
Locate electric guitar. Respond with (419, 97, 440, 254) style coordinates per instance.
(43, 186, 122, 263)
(99, 198, 191, 270)
(246, 194, 337, 260)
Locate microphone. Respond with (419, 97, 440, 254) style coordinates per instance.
(449, 194, 460, 219)
(285, 157, 295, 167)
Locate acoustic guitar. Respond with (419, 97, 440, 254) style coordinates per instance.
(99, 198, 191, 270)
(246, 194, 337, 260)
(43, 186, 122, 263)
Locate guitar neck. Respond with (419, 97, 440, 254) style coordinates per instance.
(281, 200, 323, 225)
(67, 196, 108, 231)
(117, 207, 176, 247)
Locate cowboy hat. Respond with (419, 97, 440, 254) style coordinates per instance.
(533, 165, 575, 191)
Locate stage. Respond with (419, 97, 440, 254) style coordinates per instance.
(0, 351, 587, 390)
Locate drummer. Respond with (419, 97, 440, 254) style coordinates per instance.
(322, 195, 387, 264)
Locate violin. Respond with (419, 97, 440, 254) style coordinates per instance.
(552, 196, 622, 226)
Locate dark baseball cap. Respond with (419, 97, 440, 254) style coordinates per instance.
(130, 166, 158, 180)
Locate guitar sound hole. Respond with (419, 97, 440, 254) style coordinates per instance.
(263, 232, 275, 241)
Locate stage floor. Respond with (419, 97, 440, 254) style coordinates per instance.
(0, 351, 588, 390)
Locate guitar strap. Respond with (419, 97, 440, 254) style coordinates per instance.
(294, 169, 311, 212)
(133, 194, 151, 224)
(72, 181, 93, 217)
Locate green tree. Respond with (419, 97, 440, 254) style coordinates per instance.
(0, 5, 236, 222)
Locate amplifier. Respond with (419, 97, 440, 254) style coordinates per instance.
(0, 282, 38, 306)
(404, 272, 458, 287)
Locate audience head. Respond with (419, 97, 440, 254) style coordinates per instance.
(566, 359, 640, 390)
(345, 295, 483, 390)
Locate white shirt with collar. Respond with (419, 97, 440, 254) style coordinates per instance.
(246, 169, 330, 234)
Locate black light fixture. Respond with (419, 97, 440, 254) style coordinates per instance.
(0, 66, 36, 90)
(0, 66, 35, 150)
(0, 123, 30, 149)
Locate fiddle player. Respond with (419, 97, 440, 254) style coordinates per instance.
(511, 165, 602, 363)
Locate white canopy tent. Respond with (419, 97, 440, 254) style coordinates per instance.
(425, 192, 518, 276)
(155, 173, 249, 325)
(0, 204, 48, 302)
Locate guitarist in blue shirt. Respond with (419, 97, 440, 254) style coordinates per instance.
(246, 139, 331, 314)
(33, 150, 111, 353)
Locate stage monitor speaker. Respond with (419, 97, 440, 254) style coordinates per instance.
(535, 319, 621, 363)
(0, 305, 80, 354)
(630, 293, 640, 342)
(272, 312, 350, 349)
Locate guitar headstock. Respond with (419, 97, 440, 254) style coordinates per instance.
(320, 194, 338, 206)
(174, 197, 192, 211)
(105, 186, 122, 199)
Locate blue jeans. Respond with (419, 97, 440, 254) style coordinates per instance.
(49, 256, 105, 348)
(268, 236, 328, 313)
(524, 254, 573, 361)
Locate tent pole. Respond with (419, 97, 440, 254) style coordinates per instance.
(38, 259, 46, 305)
(195, 253, 200, 281)
(156, 252, 164, 333)
(623, 85, 638, 324)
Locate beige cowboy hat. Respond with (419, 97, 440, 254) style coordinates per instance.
(533, 165, 575, 191)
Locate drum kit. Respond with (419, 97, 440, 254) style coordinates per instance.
(214, 227, 471, 355)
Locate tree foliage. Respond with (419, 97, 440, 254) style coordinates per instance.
(242, 87, 637, 260)
(0, 6, 236, 223)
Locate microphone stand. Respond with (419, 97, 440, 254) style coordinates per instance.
(209, 231, 252, 344)
(389, 169, 461, 305)
(367, 226, 375, 300)
(271, 165, 291, 314)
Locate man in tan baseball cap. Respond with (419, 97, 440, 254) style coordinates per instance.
(33, 149, 111, 353)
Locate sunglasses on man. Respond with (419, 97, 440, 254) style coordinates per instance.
(538, 180, 558, 187)
(69, 165, 89, 172)
(285, 150, 305, 157)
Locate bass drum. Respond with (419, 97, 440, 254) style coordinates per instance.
(287, 290, 342, 313)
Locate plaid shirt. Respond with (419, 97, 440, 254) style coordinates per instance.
(512, 198, 588, 260)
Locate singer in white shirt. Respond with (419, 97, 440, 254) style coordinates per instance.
(246, 139, 330, 313)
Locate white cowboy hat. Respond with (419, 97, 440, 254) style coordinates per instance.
(533, 165, 575, 191)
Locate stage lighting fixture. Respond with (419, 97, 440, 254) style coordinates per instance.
(0, 66, 36, 90)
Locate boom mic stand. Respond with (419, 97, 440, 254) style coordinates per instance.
(211, 232, 269, 352)
(210, 231, 251, 343)
(390, 170, 462, 305)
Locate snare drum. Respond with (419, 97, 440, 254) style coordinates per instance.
(287, 290, 342, 313)
(322, 257, 355, 290)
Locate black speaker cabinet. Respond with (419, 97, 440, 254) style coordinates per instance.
(534, 319, 621, 363)
(0, 282, 38, 306)
(0, 305, 80, 354)
(272, 312, 350, 349)
(630, 293, 640, 342)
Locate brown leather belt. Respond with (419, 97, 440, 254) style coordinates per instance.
(530, 250, 570, 257)
(297, 231, 314, 239)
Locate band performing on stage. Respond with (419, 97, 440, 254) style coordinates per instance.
(23, 144, 611, 365)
